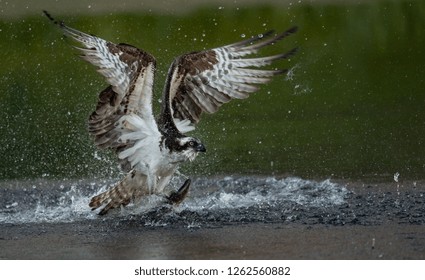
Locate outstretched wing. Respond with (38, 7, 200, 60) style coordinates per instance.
(44, 11, 160, 171)
(159, 27, 298, 133)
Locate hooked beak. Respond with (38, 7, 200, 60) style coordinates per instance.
(196, 143, 206, 152)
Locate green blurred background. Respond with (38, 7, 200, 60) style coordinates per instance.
(0, 0, 424, 181)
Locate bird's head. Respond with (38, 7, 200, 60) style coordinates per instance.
(177, 136, 206, 162)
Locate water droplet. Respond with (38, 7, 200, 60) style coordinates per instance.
(393, 172, 400, 182)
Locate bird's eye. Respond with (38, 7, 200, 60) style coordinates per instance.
(189, 141, 195, 147)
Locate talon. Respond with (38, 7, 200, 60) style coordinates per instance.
(166, 178, 191, 204)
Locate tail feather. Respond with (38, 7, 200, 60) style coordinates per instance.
(89, 171, 146, 215)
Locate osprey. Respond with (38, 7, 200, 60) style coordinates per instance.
(44, 11, 297, 215)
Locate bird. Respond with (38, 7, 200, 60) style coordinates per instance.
(44, 10, 297, 215)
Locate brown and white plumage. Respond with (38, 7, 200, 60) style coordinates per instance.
(161, 28, 298, 129)
(44, 11, 297, 215)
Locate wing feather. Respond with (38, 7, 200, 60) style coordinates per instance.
(44, 11, 160, 172)
(159, 27, 298, 130)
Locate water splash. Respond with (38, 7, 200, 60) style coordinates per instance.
(0, 176, 348, 224)
(180, 177, 347, 211)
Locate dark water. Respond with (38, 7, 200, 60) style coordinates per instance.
(1, 176, 424, 259)
(1, 176, 424, 227)
(1, 0, 425, 180)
